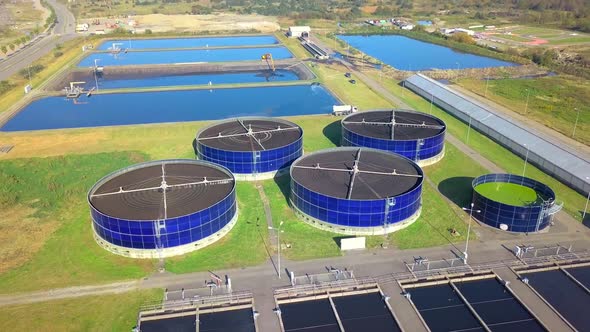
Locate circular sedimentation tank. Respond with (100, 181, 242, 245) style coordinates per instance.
(88, 159, 237, 258)
(196, 117, 303, 181)
(341, 109, 446, 166)
(290, 147, 424, 235)
(471, 173, 559, 233)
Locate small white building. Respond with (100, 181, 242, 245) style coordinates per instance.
(288, 26, 311, 38)
(401, 24, 414, 30)
(455, 28, 475, 36)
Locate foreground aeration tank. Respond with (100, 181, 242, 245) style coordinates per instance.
(290, 147, 424, 235)
(88, 159, 237, 258)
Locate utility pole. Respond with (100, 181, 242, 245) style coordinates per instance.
(583, 177, 590, 222)
(524, 89, 530, 115)
(572, 108, 580, 138)
(461, 203, 481, 264)
(522, 143, 529, 178)
(268, 221, 285, 278)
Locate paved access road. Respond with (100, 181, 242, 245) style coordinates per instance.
(0, 0, 77, 81)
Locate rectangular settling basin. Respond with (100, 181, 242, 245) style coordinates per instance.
(337, 35, 516, 70)
(1, 84, 338, 131)
(523, 268, 590, 330)
(98, 35, 279, 50)
(78, 46, 293, 67)
(280, 298, 341, 332)
(87, 69, 299, 90)
(332, 292, 401, 332)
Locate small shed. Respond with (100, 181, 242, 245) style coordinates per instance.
(288, 26, 311, 38)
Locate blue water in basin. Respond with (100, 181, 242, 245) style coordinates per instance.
(98, 35, 279, 50)
(337, 35, 516, 70)
(2, 84, 337, 131)
(78, 46, 293, 67)
(84, 69, 299, 90)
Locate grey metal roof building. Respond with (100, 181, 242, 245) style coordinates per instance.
(404, 73, 590, 196)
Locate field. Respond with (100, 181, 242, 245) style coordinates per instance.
(0, 289, 162, 331)
(482, 25, 590, 46)
(0, 0, 48, 47)
(475, 182, 541, 206)
(456, 75, 590, 145)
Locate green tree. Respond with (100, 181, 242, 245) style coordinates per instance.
(8, 43, 15, 51)
(1, 45, 6, 55)
(450, 32, 476, 45)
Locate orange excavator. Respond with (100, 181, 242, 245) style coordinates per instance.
(261, 53, 275, 72)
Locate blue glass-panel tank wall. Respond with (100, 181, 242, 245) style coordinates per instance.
(290, 147, 424, 235)
(471, 174, 559, 233)
(88, 159, 237, 258)
(196, 117, 303, 180)
(341, 109, 445, 166)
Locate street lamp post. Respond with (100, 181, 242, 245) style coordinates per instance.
(429, 93, 434, 114)
(466, 114, 472, 144)
(524, 89, 530, 115)
(484, 75, 490, 97)
(583, 177, 590, 222)
(27, 65, 32, 87)
(572, 108, 580, 138)
(461, 203, 481, 264)
(522, 143, 529, 178)
(268, 221, 285, 278)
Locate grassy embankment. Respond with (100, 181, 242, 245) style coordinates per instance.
(456, 75, 590, 146)
(365, 69, 589, 221)
(0, 289, 162, 331)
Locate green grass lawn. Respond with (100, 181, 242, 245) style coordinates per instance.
(456, 76, 590, 146)
(0, 289, 162, 332)
(165, 182, 269, 273)
(367, 70, 588, 221)
(262, 176, 342, 260)
(549, 36, 590, 45)
(494, 34, 532, 43)
(475, 182, 541, 206)
(0, 152, 156, 293)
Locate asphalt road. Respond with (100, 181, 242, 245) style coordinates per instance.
(0, 0, 77, 81)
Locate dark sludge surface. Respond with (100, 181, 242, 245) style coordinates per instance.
(280, 299, 340, 332)
(526, 269, 590, 331)
(455, 278, 544, 332)
(200, 308, 255, 332)
(408, 284, 485, 332)
(141, 314, 196, 332)
(565, 265, 590, 289)
(332, 292, 401, 332)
